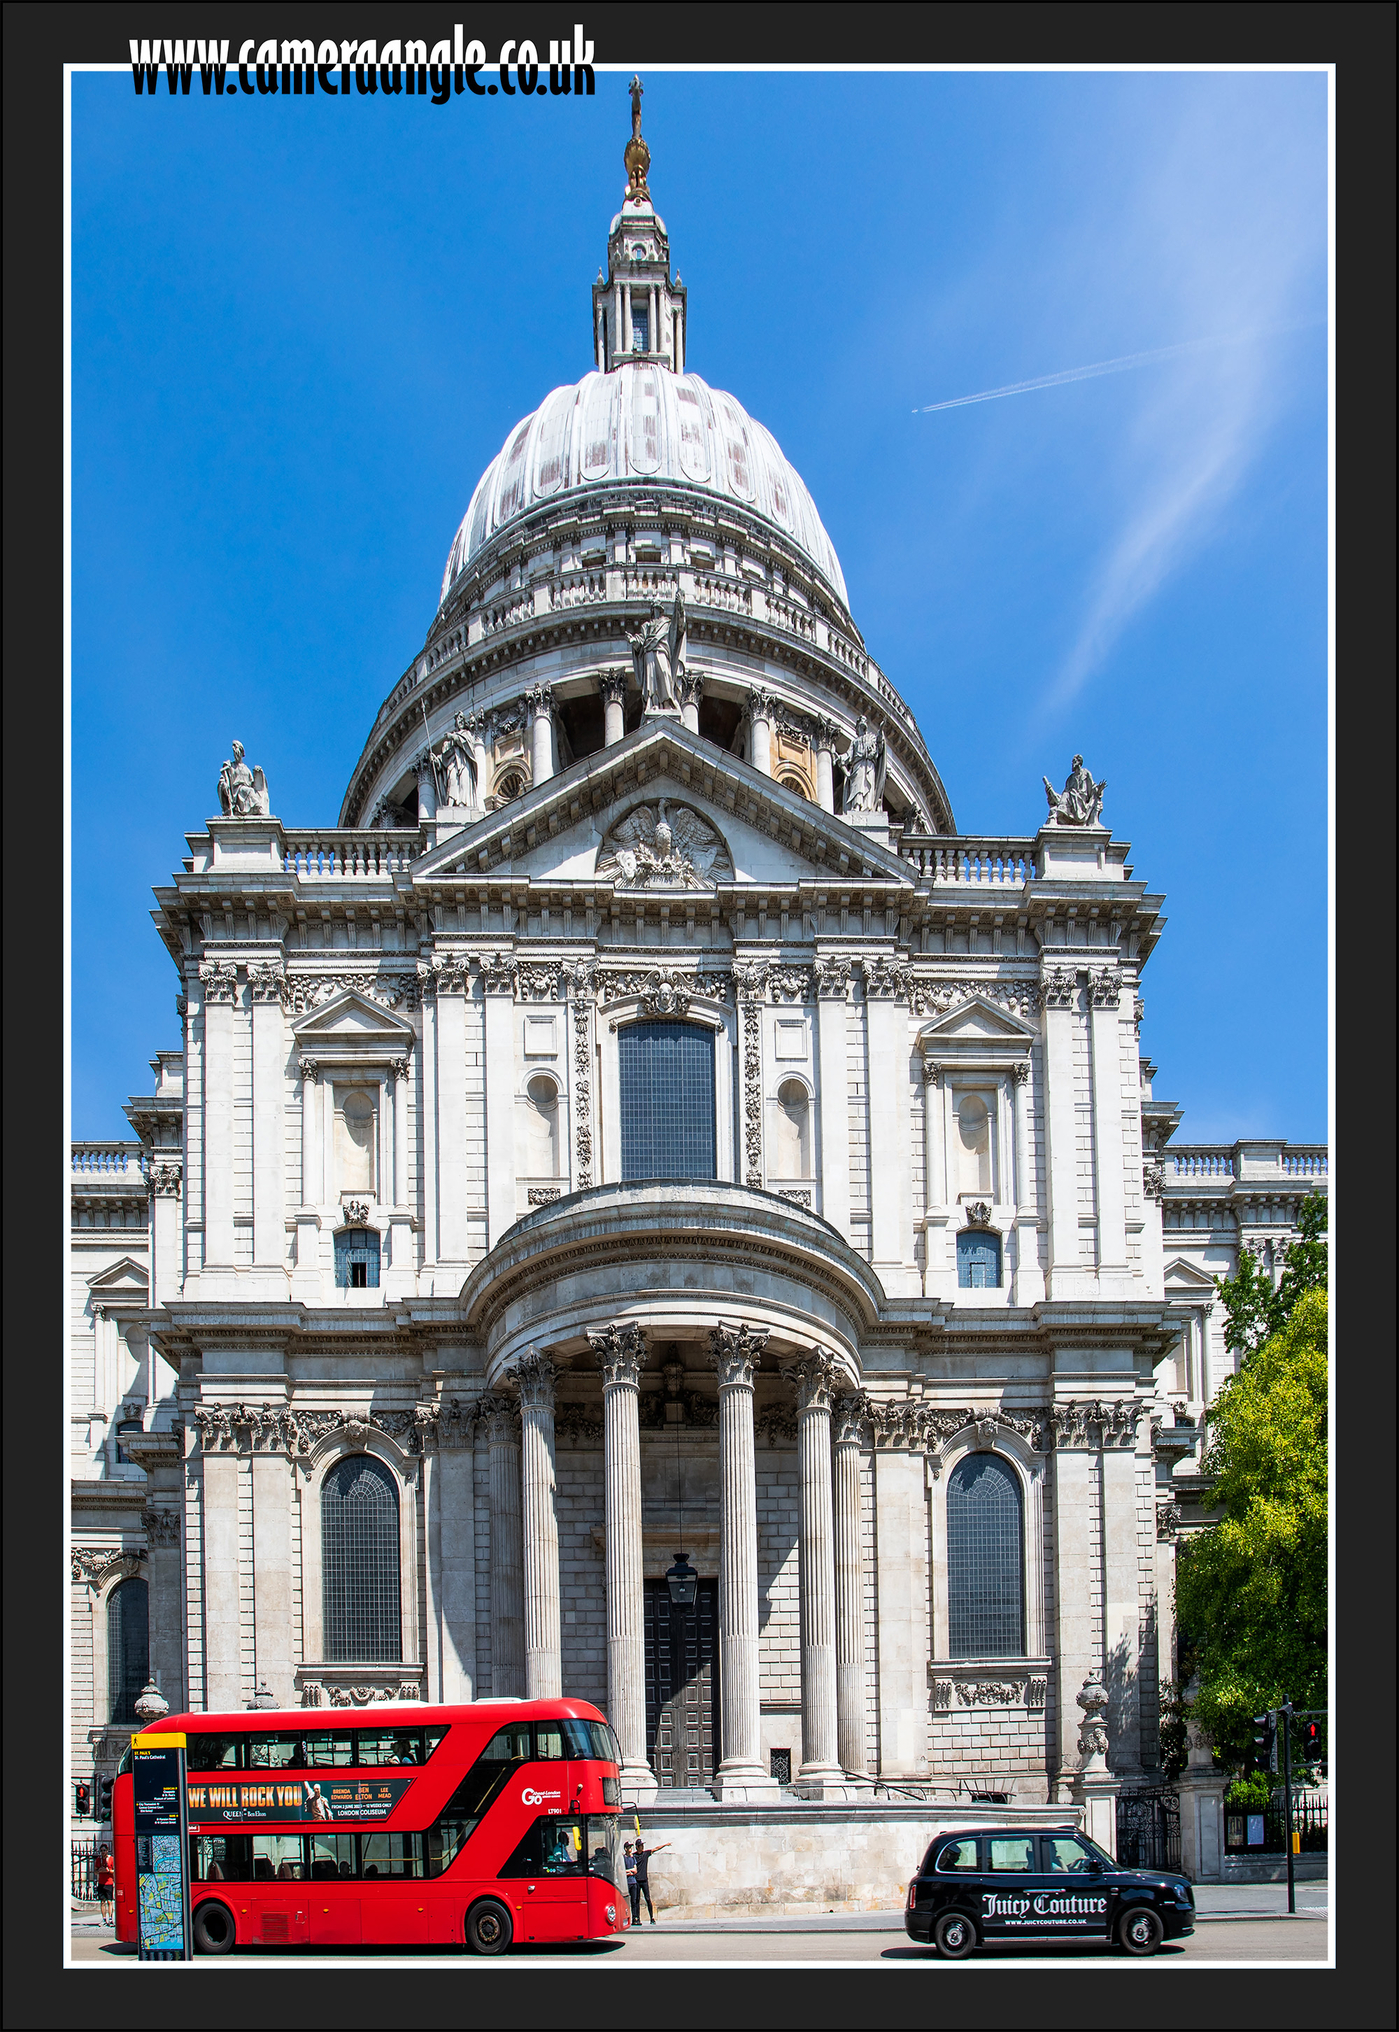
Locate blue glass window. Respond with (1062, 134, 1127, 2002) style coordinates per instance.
(334, 1228, 380, 1289)
(631, 306, 650, 352)
(322, 1456, 401, 1662)
(619, 1021, 716, 1182)
(957, 1229, 1002, 1289)
(947, 1454, 1023, 1659)
(107, 1576, 149, 1724)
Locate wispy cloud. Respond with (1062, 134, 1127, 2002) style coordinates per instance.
(913, 322, 1317, 416)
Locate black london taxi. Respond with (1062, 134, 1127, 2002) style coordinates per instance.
(904, 1827, 1195, 1957)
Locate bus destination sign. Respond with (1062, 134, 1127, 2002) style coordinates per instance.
(186, 1776, 414, 1824)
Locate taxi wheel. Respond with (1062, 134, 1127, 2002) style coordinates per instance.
(933, 1911, 978, 1959)
(1118, 1906, 1164, 1956)
(192, 1901, 235, 1955)
(466, 1898, 514, 1956)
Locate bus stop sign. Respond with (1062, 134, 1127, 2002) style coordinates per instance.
(132, 1735, 192, 1961)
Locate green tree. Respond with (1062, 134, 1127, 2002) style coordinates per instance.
(1213, 1191, 1327, 1356)
(1174, 1287, 1328, 1765)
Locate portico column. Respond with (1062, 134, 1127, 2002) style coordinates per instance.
(832, 1391, 874, 1783)
(589, 1324, 657, 1800)
(815, 718, 837, 813)
(708, 1324, 779, 1799)
(515, 1352, 563, 1700)
(484, 1395, 525, 1696)
(600, 669, 627, 747)
(783, 1350, 847, 1796)
(747, 689, 774, 776)
(528, 684, 555, 786)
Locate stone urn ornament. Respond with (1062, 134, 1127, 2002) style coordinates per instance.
(1076, 1673, 1111, 1772)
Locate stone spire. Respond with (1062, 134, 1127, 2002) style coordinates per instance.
(591, 76, 688, 374)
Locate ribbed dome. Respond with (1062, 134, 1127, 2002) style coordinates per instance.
(440, 363, 849, 614)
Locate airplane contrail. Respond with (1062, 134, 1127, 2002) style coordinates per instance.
(912, 321, 1318, 415)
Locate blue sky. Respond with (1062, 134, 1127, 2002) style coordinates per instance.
(70, 65, 1328, 1143)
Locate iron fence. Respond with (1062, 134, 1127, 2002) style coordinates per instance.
(1225, 1793, 1328, 1854)
(1116, 1789, 1182, 1873)
(72, 1839, 105, 1901)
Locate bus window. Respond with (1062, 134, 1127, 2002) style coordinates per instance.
(585, 1816, 626, 1892)
(309, 1834, 358, 1880)
(301, 1732, 355, 1768)
(253, 1834, 305, 1881)
(423, 1731, 533, 1878)
(423, 1726, 449, 1760)
(361, 1832, 422, 1880)
(534, 1723, 566, 1760)
(560, 1718, 608, 1759)
(357, 1728, 423, 1768)
(481, 1723, 533, 1765)
(501, 1817, 585, 1877)
(192, 1834, 253, 1881)
(187, 1735, 242, 1772)
(247, 1734, 304, 1769)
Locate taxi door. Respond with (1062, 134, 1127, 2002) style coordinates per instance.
(1033, 1833, 1113, 1937)
(978, 1833, 1038, 1940)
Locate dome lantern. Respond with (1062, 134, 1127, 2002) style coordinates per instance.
(592, 75, 687, 374)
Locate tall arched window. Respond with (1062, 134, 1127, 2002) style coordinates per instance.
(524, 1076, 560, 1177)
(773, 1079, 811, 1179)
(322, 1456, 401, 1662)
(107, 1575, 149, 1724)
(946, 1453, 1023, 1658)
(618, 1020, 716, 1181)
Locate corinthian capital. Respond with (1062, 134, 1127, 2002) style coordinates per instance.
(478, 1393, 522, 1445)
(781, 1347, 839, 1415)
(511, 1349, 557, 1411)
(588, 1323, 647, 1389)
(707, 1322, 769, 1390)
(831, 1390, 872, 1447)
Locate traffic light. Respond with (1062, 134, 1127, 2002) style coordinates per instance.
(74, 1781, 92, 1819)
(1300, 1719, 1323, 1764)
(97, 1776, 114, 1823)
(1253, 1711, 1277, 1773)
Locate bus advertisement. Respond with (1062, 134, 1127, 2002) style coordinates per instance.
(113, 1698, 630, 1954)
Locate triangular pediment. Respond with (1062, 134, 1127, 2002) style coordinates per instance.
(291, 989, 415, 1044)
(410, 719, 919, 891)
(88, 1257, 149, 1303)
(1163, 1256, 1219, 1293)
(918, 995, 1038, 1044)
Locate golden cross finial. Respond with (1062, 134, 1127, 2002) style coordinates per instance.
(624, 75, 652, 203)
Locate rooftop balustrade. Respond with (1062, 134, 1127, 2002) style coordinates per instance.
(900, 835, 1039, 885)
(1166, 1143, 1328, 1184)
(280, 831, 420, 878)
(71, 1144, 144, 1177)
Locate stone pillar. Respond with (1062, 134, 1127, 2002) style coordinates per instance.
(415, 750, 438, 823)
(600, 669, 627, 747)
(299, 1061, 320, 1206)
(1102, 1416, 1146, 1774)
(623, 283, 633, 353)
(251, 1449, 294, 1705)
(515, 1352, 562, 1701)
(810, 718, 834, 813)
(865, 980, 911, 1283)
(832, 1392, 873, 1783)
(747, 689, 774, 776)
(200, 963, 237, 1272)
(783, 1351, 848, 1796)
(1071, 1674, 1122, 1857)
(528, 684, 555, 786)
(871, 1417, 931, 1781)
(1088, 970, 1130, 1291)
(678, 670, 703, 735)
(674, 306, 684, 373)
(708, 1324, 779, 1799)
(426, 1407, 477, 1704)
(392, 1058, 409, 1206)
(589, 1324, 657, 1801)
(1050, 1421, 1096, 1799)
(1176, 1705, 1226, 1884)
(249, 966, 286, 1270)
(485, 1395, 525, 1695)
(816, 964, 851, 1242)
(432, 959, 470, 1268)
(1040, 971, 1086, 1297)
(201, 1445, 242, 1709)
(482, 958, 518, 1250)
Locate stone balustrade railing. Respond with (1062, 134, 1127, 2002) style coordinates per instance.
(900, 835, 1039, 885)
(1166, 1144, 1328, 1183)
(282, 832, 419, 877)
(1169, 1151, 1236, 1178)
(72, 1144, 144, 1177)
(1280, 1149, 1328, 1176)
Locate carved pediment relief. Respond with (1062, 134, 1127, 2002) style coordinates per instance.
(919, 996, 1038, 1044)
(595, 800, 734, 891)
(291, 990, 414, 1073)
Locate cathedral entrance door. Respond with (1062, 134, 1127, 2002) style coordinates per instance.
(643, 1579, 720, 1790)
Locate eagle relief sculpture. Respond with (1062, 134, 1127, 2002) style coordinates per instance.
(595, 799, 733, 891)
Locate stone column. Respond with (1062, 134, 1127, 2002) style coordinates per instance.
(1040, 970, 1086, 1297)
(485, 1395, 525, 1695)
(816, 962, 851, 1242)
(747, 689, 774, 776)
(392, 1058, 409, 1206)
(622, 283, 632, 353)
(870, 1412, 931, 1782)
(1050, 1410, 1096, 1799)
(251, 1448, 294, 1705)
(299, 1061, 320, 1206)
(249, 965, 286, 1270)
(815, 718, 837, 813)
(515, 1352, 562, 1700)
(200, 962, 238, 1273)
(415, 750, 438, 823)
(482, 957, 518, 1250)
(1088, 970, 1130, 1291)
(1176, 1701, 1226, 1885)
(528, 684, 555, 786)
(708, 1324, 778, 1799)
(201, 1443, 242, 1709)
(678, 670, 703, 735)
(589, 1323, 657, 1800)
(600, 669, 627, 747)
(425, 1404, 477, 1704)
(864, 977, 912, 1282)
(432, 958, 470, 1269)
(783, 1350, 848, 1796)
(832, 1391, 873, 1783)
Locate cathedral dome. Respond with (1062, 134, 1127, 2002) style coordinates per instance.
(439, 363, 850, 617)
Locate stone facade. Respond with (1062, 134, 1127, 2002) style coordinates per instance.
(69, 119, 1327, 1886)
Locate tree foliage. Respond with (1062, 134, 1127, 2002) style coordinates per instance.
(1174, 1286, 1328, 1765)
(1213, 1192, 1328, 1356)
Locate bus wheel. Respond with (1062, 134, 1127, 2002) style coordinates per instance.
(466, 1899, 513, 1956)
(933, 1911, 977, 1958)
(1118, 1906, 1164, 1956)
(192, 1902, 236, 1955)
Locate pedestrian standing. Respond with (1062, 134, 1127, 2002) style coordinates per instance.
(96, 1846, 116, 1926)
(632, 1838, 670, 1923)
(623, 1842, 640, 1924)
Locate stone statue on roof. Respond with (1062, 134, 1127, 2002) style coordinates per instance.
(1043, 754, 1106, 826)
(217, 740, 270, 818)
(629, 598, 681, 714)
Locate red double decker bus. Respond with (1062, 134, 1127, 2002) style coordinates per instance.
(114, 1698, 631, 1954)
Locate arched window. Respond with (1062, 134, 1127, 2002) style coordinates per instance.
(946, 1454, 1023, 1658)
(107, 1575, 149, 1724)
(957, 1228, 1002, 1289)
(334, 1227, 380, 1289)
(336, 1089, 377, 1194)
(773, 1079, 811, 1179)
(322, 1456, 401, 1662)
(524, 1076, 560, 1177)
(618, 1020, 716, 1181)
(956, 1091, 993, 1197)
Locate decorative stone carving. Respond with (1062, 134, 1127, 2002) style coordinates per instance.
(247, 961, 285, 1004)
(597, 965, 730, 1011)
(342, 1200, 371, 1227)
(676, 668, 704, 712)
(595, 800, 732, 890)
(965, 1202, 993, 1229)
(516, 963, 563, 1002)
(553, 1402, 605, 1446)
(1142, 1162, 1165, 1199)
(957, 1681, 1023, 1706)
(1039, 968, 1077, 1010)
(479, 1393, 522, 1445)
(284, 972, 420, 1015)
(599, 668, 628, 709)
(1076, 1675, 1111, 1762)
(133, 1680, 171, 1723)
(71, 1547, 146, 1583)
(831, 1391, 872, 1448)
(217, 739, 270, 818)
(1009, 1061, 1030, 1086)
(588, 1322, 647, 1388)
(767, 966, 812, 1004)
(1027, 1678, 1048, 1709)
(1156, 1498, 1181, 1542)
(301, 1681, 423, 1708)
(815, 956, 852, 1000)
(860, 956, 911, 1001)
(708, 1322, 769, 1390)
(921, 1059, 942, 1087)
(570, 986, 594, 1189)
(1043, 754, 1106, 827)
(754, 1405, 798, 1447)
(1088, 969, 1120, 1009)
(390, 1057, 411, 1084)
(741, 990, 763, 1189)
(141, 1508, 181, 1545)
(479, 954, 518, 996)
(777, 1188, 813, 1208)
(146, 1162, 183, 1198)
(908, 977, 1043, 1020)
(1047, 1400, 1140, 1450)
(511, 1350, 557, 1411)
(931, 1680, 953, 1709)
(867, 1400, 934, 1451)
(418, 953, 471, 998)
(840, 716, 886, 814)
(627, 596, 683, 712)
(527, 1186, 562, 1206)
(781, 1347, 839, 1414)
(199, 959, 239, 1004)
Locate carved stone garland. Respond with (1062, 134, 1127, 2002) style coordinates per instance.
(735, 964, 767, 1190)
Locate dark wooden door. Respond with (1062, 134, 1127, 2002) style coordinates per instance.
(643, 1579, 720, 1789)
